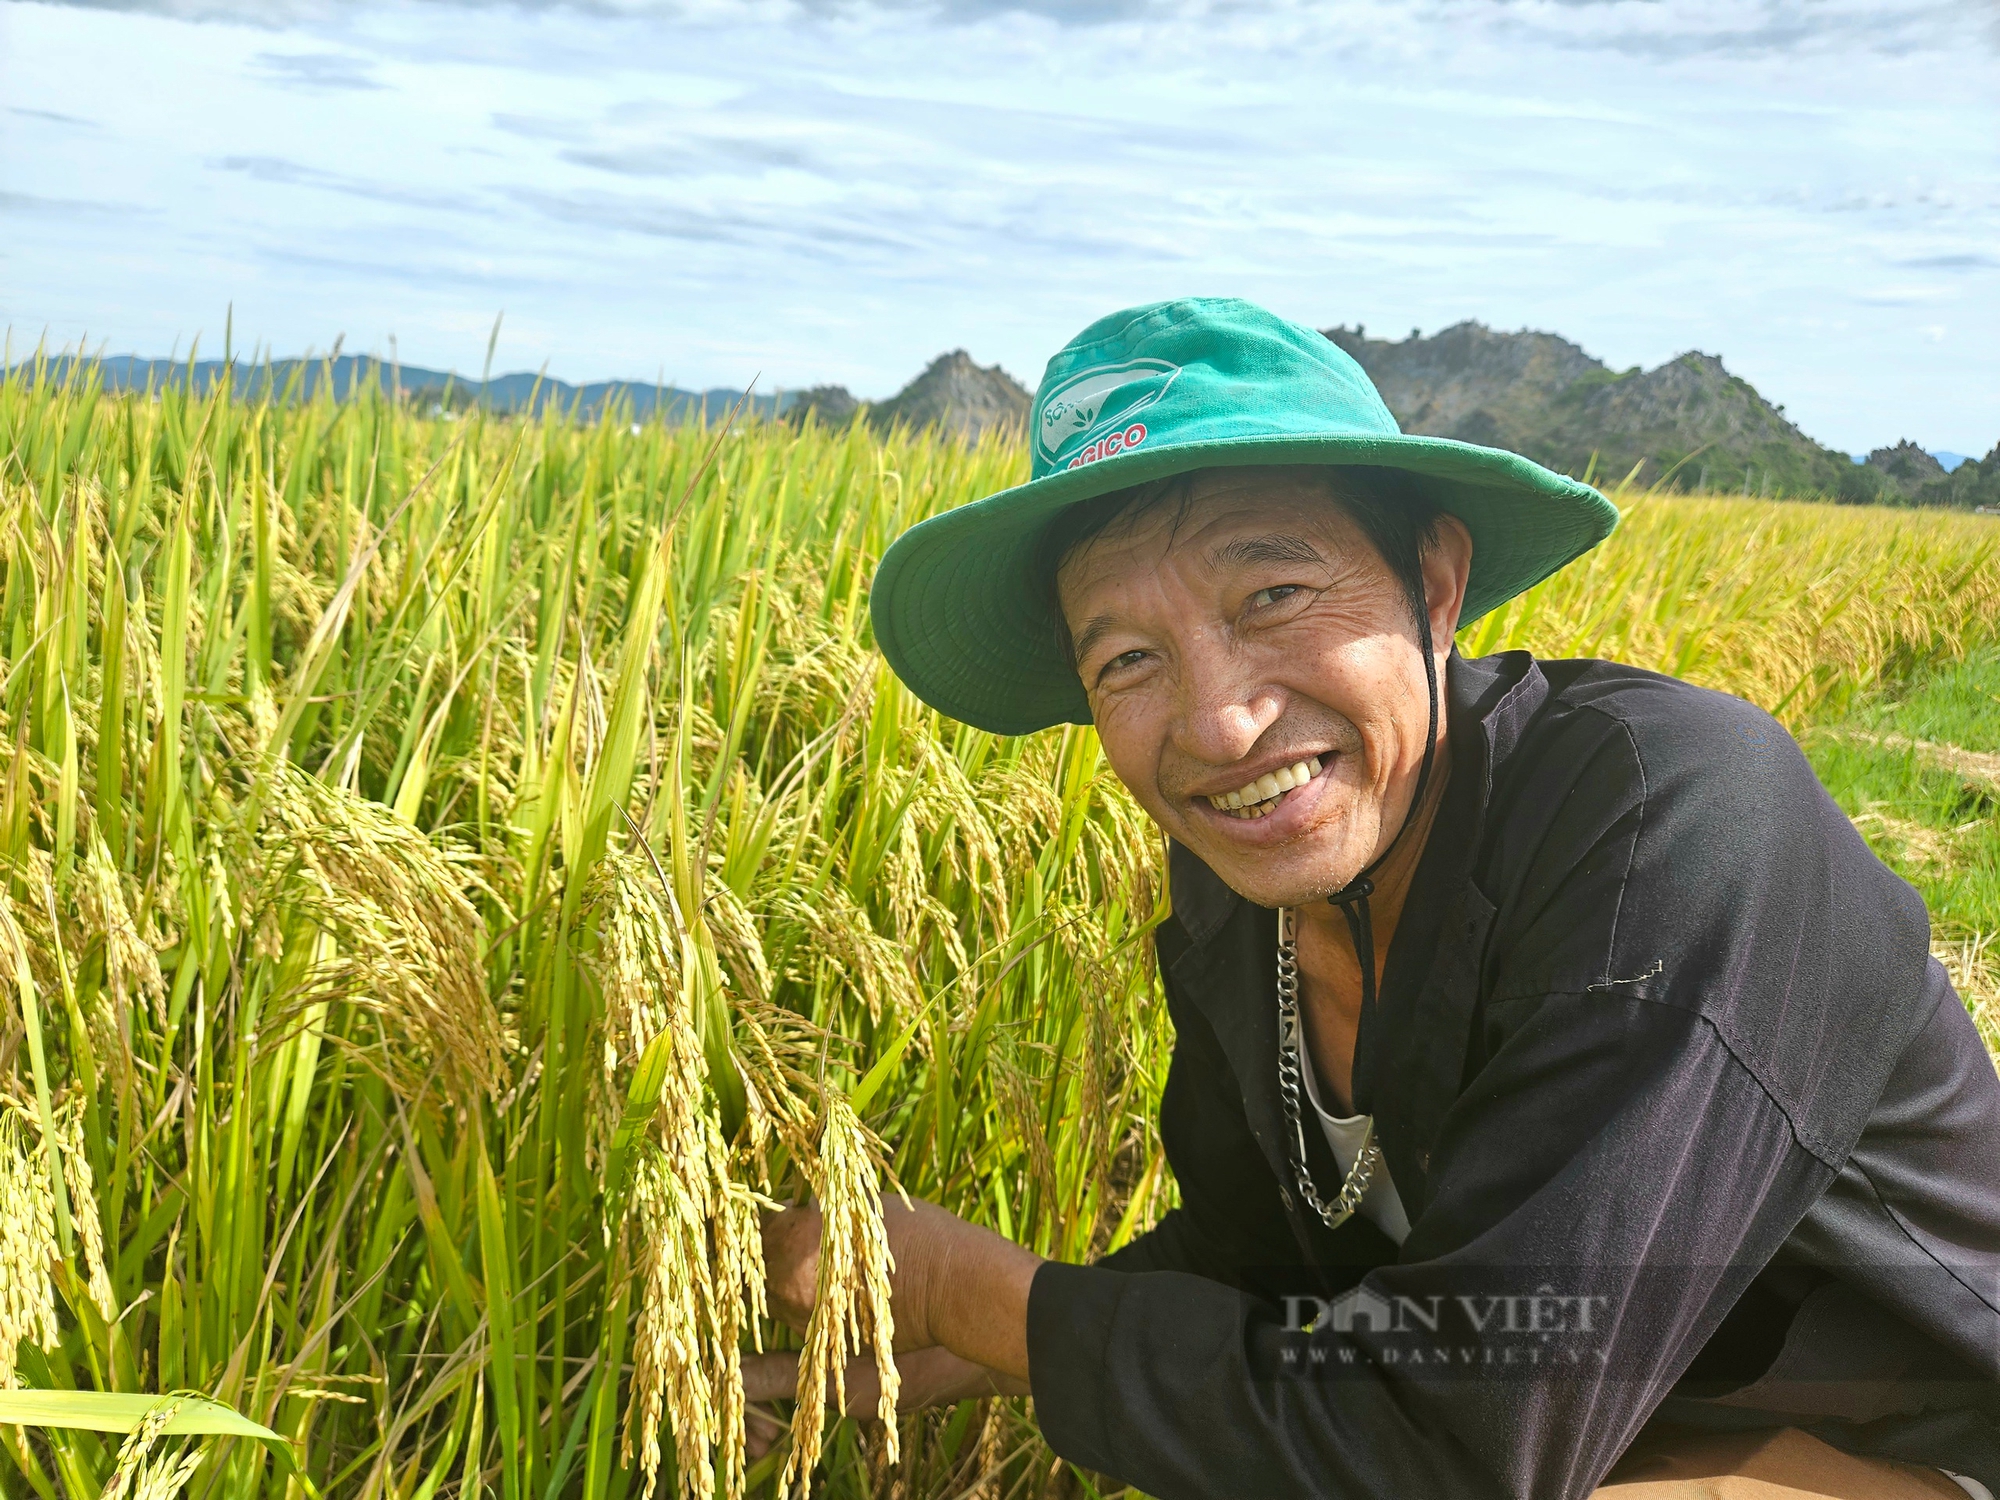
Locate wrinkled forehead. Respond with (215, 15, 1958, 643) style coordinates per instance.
(1055, 466, 1369, 600)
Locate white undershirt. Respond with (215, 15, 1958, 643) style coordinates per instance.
(1298, 1053, 1413, 1244)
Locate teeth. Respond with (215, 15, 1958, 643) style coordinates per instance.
(1206, 756, 1324, 816)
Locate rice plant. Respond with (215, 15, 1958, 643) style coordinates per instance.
(0, 355, 1993, 1500)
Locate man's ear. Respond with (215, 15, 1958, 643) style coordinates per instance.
(1422, 515, 1474, 645)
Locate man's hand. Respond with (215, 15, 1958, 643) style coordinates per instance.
(761, 1197, 1044, 1379)
(738, 1347, 1028, 1462)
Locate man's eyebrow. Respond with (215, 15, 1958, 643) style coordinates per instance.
(1071, 614, 1120, 665)
(1207, 532, 1326, 570)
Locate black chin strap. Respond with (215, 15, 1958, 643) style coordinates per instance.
(1326, 601, 1440, 1108)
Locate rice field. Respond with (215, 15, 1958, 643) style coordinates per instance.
(0, 360, 1995, 1500)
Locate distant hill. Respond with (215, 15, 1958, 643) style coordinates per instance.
(791, 349, 1029, 442)
(786, 384, 863, 428)
(1901, 443, 2000, 511)
(1322, 322, 1987, 507)
(1863, 440, 1948, 492)
(9, 354, 781, 422)
(15, 339, 1992, 508)
(872, 350, 1029, 440)
(13, 349, 1033, 440)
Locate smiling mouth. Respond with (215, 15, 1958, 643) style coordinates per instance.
(1205, 756, 1324, 820)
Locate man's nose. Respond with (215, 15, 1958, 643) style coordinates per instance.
(1170, 633, 1281, 767)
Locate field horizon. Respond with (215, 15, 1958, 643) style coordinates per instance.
(10, 334, 1997, 513)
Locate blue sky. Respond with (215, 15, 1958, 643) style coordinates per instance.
(3, 0, 1996, 453)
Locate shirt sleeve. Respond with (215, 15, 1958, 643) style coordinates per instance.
(1027, 687, 1884, 1500)
(1030, 1001, 1833, 1497)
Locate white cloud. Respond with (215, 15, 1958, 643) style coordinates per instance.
(2, 0, 1996, 451)
(252, 48, 388, 88)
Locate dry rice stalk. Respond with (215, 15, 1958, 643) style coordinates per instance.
(1817, 730, 2000, 796)
(978, 753, 1067, 889)
(1937, 929, 1999, 1059)
(711, 1175, 770, 1498)
(1848, 808, 1957, 873)
(784, 1093, 900, 1491)
(1053, 918, 1119, 1210)
(992, 1046, 1062, 1239)
(743, 557, 874, 733)
(0, 851, 62, 1006)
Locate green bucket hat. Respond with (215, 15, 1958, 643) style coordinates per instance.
(869, 297, 1617, 735)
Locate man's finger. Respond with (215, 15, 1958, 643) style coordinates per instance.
(740, 1350, 802, 1403)
(737, 1348, 911, 1417)
(740, 1347, 1000, 1421)
(759, 1205, 827, 1332)
(743, 1403, 788, 1463)
(835, 1358, 885, 1416)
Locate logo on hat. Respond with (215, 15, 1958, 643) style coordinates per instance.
(1035, 358, 1179, 469)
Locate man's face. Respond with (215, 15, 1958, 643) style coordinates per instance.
(1056, 467, 1471, 909)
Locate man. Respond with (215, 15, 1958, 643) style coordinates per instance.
(753, 298, 2000, 1497)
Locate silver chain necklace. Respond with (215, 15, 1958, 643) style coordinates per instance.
(1276, 905, 1381, 1229)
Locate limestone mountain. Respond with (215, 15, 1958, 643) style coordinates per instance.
(1323, 322, 1897, 503)
(1901, 442, 2000, 510)
(785, 384, 864, 428)
(792, 349, 1030, 442)
(1322, 323, 1602, 451)
(1864, 441, 1949, 490)
(872, 350, 1030, 440)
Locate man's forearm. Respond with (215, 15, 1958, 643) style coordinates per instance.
(919, 1213, 1045, 1382)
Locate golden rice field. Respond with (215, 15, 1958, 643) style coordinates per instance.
(0, 363, 1995, 1500)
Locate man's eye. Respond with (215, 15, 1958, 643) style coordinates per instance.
(1248, 585, 1303, 609)
(1094, 648, 1149, 686)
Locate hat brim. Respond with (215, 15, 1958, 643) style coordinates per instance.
(870, 431, 1618, 736)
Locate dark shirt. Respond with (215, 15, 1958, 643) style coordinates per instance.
(1027, 650, 2000, 1498)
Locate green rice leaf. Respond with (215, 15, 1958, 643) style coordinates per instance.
(0, 1390, 277, 1441)
(0, 1390, 317, 1496)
